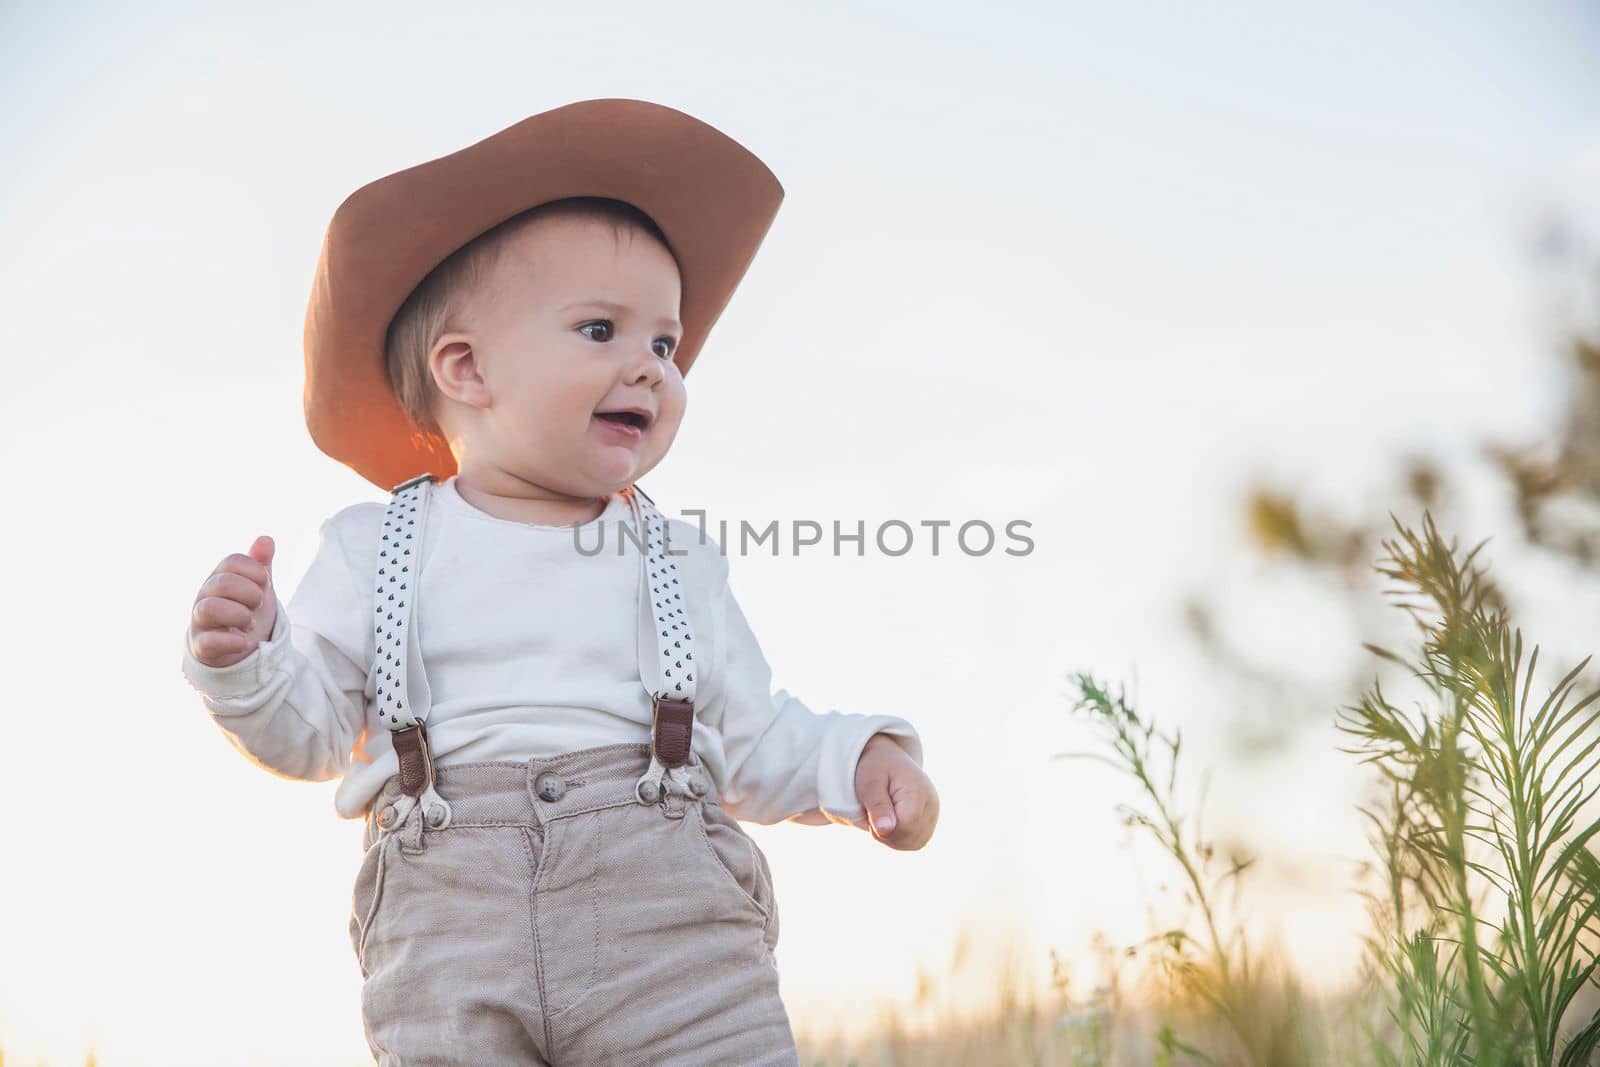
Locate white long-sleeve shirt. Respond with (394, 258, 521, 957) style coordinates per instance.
(180, 476, 923, 826)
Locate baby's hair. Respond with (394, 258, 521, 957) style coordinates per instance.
(384, 196, 674, 438)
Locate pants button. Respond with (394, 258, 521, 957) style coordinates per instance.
(377, 805, 396, 828)
(534, 772, 567, 802)
(686, 774, 708, 797)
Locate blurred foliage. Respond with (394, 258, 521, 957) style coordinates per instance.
(1059, 674, 1339, 1067)
(1184, 234, 1600, 758)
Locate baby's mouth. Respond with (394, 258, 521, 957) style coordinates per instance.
(593, 409, 651, 442)
(594, 410, 651, 431)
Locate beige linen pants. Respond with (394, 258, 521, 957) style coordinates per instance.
(349, 742, 799, 1066)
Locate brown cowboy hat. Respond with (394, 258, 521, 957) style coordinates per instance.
(302, 97, 784, 491)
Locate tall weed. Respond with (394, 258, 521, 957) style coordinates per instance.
(1067, 511, 1600, 1065)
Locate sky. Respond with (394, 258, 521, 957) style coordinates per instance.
(2, 0, 1599, 1063)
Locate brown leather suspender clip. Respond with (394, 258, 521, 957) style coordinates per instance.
(651, 695, 695, 769)
(392, 721, 435, 798)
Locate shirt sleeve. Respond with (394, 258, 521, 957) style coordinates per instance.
(709, 565, 924, 828)
(178, 513, 371, 783)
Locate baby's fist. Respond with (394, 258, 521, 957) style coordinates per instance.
(854, 732, 938, 850)
(189, 535, 279, 668)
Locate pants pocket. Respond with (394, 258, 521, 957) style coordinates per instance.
(355, 825, 545, 1063)
(349, 834, 392, 978)
(694, 801, 778, 949)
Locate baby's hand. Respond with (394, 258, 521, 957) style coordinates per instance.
(854, 732, 938, 850)
(188, 535, 279, 669)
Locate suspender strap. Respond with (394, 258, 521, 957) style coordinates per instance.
(628, 485, 702, 804)
(371, 472, 450, 830)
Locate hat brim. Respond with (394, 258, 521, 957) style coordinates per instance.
(303, 97, 784, 491)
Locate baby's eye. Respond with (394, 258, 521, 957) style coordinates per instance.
(578, 319, 614, 343)
(652, 336, 678, 360)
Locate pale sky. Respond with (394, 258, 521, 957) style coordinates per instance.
(3, 1, 1599, 1063)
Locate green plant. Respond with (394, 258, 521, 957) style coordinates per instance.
(1065, 511, 1600, 1066)
(1338, 511, 1600, 1065)
(1061, 675, 1328, 1066)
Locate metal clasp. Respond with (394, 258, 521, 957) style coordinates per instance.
(390, 721, 452, 832)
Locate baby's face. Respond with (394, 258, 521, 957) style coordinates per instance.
(438, 213, 687, 499)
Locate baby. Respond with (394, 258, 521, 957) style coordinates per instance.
(180, 98, 937, 1066)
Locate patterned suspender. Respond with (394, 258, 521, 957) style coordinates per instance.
(371, 473, 702, 834)
(625, 484, 701, 805)
(370, 473, 448, 831)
